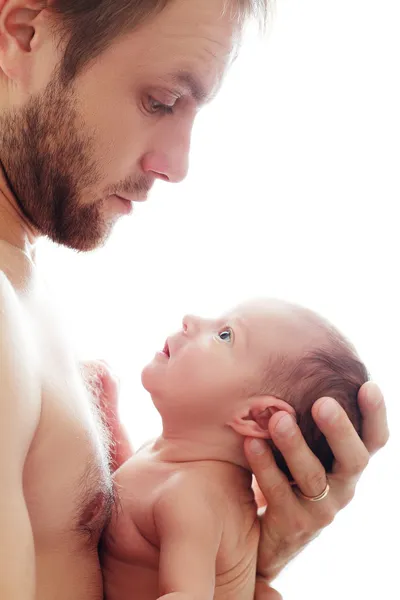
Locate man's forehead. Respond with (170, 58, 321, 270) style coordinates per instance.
(121, 0, 239, 87)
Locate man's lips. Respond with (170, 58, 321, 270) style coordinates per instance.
(116, 193, 148, 204)
(116, 180, 155, 204)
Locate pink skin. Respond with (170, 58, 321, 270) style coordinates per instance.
(0, 1, 389, 595)
(141, 299, 323, 469)
(0, 0, 238, 252)
(141, 298, 389, 592)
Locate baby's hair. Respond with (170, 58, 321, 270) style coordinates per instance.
(259, 324, 369, 480)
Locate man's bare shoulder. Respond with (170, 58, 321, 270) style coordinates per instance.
(0, 268, 14, 295)
(0, 268, 41, 428)
(0, 268, 30, 338)
(0, 239, 36, 292)
(0, 272, 40, 600)
(0, 269, 24, 331)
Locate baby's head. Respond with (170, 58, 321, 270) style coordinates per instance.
(142, 299, 368, 477)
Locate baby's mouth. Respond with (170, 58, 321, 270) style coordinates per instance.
(162, 340, 170, 358)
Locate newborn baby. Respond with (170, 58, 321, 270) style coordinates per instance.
(101, 299, 368, 600)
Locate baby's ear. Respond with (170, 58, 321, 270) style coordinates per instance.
(227, 396, 296, 439)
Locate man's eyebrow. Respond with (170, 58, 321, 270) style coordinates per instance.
(168, 70, 212, 105)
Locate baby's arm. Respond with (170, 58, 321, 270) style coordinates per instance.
(154, 480, 223, 600)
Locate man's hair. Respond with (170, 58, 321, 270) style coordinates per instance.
(48, 0, 269, 85)
(260, 329, 369, 480)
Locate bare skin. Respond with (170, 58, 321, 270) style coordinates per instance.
(247, 381, 389, 588)
(0, 1, 389, 600)
(102, 449, 259, 600)
(0, 1, 237, 596)
(91, 358, 388, 600)
(101, 300, 382, 600)
(0, 239, 113, 600)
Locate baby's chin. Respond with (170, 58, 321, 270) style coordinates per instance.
(140, 366, 168, 404)
(140, 363, 153, 389)
(140, 367, 153, 394)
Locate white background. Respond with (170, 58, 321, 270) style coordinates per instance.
(37, 1, 399, 598)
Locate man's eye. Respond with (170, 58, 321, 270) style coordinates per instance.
(147, 96, 175, 115)
(217, 328, 234, 343)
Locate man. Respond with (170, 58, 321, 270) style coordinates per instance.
(0, 1, 389, 600)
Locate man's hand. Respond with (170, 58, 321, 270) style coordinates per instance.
(159, 591, 282, 600)
(158, 595, 195, 600)
(81, 360, 133, 472)
(245, 381, 389, 585)
(255, 581, 283, 600)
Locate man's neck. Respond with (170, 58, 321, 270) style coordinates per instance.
(0, 162, 38, 260)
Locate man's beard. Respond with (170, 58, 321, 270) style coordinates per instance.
(0, 71, 150, 252)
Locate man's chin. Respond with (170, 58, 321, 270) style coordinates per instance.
(59, 207, 119, 251)
(48, 224, 112, 253)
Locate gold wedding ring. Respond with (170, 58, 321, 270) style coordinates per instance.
(294, 480, 330, 502)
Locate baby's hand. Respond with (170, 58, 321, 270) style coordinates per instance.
(81, 359, 133, 471)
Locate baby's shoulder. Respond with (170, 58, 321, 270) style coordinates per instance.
(154, 464, 227, 524)
(159, 464, 221, 502)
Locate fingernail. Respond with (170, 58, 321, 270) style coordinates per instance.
(275, 413, 296, 437)
(318, 397, 339, 422)
(249, 439, 267, 455)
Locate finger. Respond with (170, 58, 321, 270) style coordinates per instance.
(268, 412, 328, 499)
(255, 580, 283, 600)
(85, 360, 120, 400)
(357, 382, 390, 455)
(93, 359, 119, 381)
(99, 366, 120, 397)
(80, 361, 104, 399)
(81, 359, 117, 380)
(80, 359, 101, 377)
(80, 360, 110, 391)
(312, 397, 369, 481)
(96, 358, 111, 368)
(252, 477, 268, 509)
(81, 358, 107, 370)
(244, 437, 298, 513)
(81, 361, 120, 422)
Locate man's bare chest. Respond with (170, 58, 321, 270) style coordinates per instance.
(20, 288, 114, 550)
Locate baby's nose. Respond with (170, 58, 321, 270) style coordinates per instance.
(182, 314, 202, 334)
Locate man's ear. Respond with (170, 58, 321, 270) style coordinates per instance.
(0, 1, 48, 81)
(227, 396, 297, 439)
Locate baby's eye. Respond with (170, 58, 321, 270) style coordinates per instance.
(217, 328, 234, 343)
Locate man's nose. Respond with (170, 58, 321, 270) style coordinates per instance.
(141, 122, 192, 184)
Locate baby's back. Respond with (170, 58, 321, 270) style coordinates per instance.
(101, 447, 259, 600)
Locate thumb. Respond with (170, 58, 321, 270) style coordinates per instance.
(255, 581, 283, 600)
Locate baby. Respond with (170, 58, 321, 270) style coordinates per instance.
(101, 298, 368, 600)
